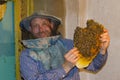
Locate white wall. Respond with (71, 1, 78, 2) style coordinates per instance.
(65, 0, 79, 39)
(65, 0, 120, 80)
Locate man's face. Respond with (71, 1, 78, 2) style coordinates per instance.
(30, 18, 53, 38)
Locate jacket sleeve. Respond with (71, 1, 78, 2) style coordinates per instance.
(86, 52, 108, 72)
(20, 50, 66, 80)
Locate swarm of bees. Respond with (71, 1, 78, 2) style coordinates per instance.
(74, 19, 104, 69)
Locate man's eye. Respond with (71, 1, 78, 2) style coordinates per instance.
(42, 23, 47, 26)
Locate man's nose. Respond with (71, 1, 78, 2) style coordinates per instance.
(39, 26, 45, 32)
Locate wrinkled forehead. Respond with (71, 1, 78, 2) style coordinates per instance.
(30, 17, 52, 25)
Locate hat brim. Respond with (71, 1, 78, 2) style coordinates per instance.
(20, 13, 61, 31)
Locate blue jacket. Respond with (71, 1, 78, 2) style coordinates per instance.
(20, 38, 107, 80)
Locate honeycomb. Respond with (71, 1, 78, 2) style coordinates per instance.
(74, 19, 104, 69)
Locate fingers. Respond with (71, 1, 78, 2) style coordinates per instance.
(100, 29, 110, 43)
(64, 47, 80, 65)
(65, 47, 78, 57)
(99, 28, 110, 54)
(100, 28, 109, 37)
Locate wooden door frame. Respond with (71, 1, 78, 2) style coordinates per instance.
(14, 0, 34, 79)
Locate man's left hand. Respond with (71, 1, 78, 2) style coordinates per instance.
(99, 28, 110, 55)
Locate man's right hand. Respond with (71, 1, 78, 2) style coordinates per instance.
(62, 47, 80, 73)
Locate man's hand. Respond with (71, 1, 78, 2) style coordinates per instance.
(62, 47, 80, 73)
(99, 28, 110, 55)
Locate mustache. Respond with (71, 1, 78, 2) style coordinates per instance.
(35, 31, 51, 35)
